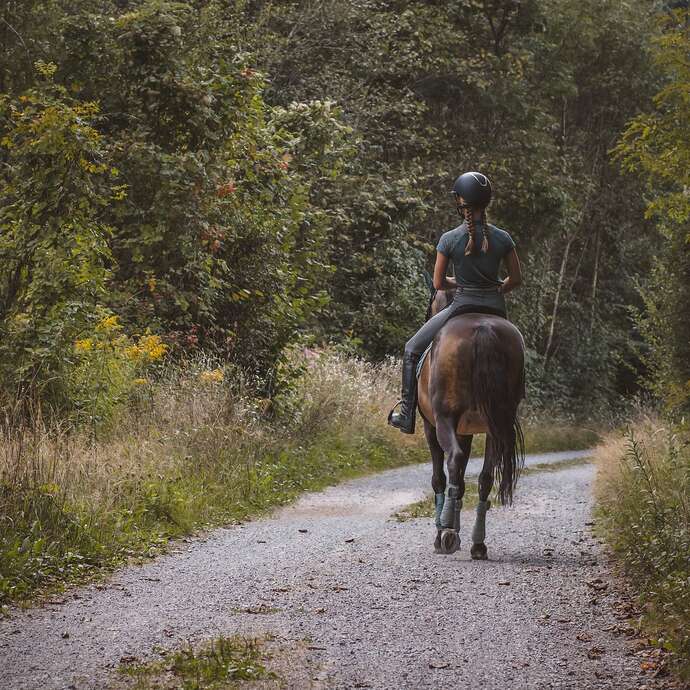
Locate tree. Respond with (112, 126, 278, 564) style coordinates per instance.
(614, 8, 690, 421)
(0, 63, 114, 405)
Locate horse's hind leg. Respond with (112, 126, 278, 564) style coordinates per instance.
(423, 419, 447, 553)
(471, 437, 494, 561)
(436, 415, 472, 555)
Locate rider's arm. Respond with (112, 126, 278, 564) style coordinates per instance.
(433, 252, 457, 291)
(499, 248, 522, 294)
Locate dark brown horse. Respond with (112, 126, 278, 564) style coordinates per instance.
(417, 289, 525, 556)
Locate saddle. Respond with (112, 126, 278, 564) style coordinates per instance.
(416, 305, 507, 380)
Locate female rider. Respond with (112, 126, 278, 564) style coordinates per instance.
(388, 171, 523, 434)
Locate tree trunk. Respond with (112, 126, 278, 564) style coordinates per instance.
(544, 233, 574, 366)
(590, 228, 601, 331)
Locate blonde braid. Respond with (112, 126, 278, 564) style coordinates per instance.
(464, 206, 490, 255)
(480, 208, 489, 253)
(464, 207, 477, 256)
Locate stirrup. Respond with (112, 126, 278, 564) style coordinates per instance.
(387, 399, 403, 424)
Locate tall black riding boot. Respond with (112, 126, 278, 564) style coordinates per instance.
(387, 351, 421, 434)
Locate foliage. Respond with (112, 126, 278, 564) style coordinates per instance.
(614, 9, 690, 421)
(0, 0, 675, 416)
(248, 0, 658, 412)
(595, 420, 690, 679)
(0, 0, 351, 406)
(0, 66, 114, 407)
(69, 314, 168, 431)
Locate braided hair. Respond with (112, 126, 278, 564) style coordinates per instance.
(463, 206, 489, 255)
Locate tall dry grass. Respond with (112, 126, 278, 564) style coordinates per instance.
(594, 416, 690, 679)
(1, 346, 600, 606)
(0, 348, 425, 606)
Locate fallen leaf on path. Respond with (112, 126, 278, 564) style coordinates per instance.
(298, 529, 309, 533)
(586, 578, 609, 592)
(345, 538, 355, 543)
(587, 646, 605, 660)
(498, 581, 511, 586)
(576, 632, 592, 641)
(239, 604, 279, 615)
(429, 661, 450, 669)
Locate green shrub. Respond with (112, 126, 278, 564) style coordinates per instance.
(595, 420, 690, 679)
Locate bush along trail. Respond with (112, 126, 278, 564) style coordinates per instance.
(595, 419, 690, 682)
(0, 449, 681, 690)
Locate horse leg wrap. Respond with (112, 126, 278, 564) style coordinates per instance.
(434, 493, 445, 530)
(471, 499, 491, 544)
(440, 484, 462, 530)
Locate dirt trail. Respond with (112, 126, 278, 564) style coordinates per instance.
(0, 450, 669, 689)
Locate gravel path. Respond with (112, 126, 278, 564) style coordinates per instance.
(0, 450, 669, 689)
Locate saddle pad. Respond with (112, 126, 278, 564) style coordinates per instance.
(416, 342, 433, 379)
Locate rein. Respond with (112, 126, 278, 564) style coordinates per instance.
(423, 270, 437, 322)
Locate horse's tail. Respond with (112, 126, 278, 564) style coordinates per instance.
(471, 324, 525, 505)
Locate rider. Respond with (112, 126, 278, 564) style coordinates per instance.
(388, 171, 523, 434)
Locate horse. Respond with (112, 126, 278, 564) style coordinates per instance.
(416, 285, 525, 557)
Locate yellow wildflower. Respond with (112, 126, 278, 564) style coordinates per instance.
(133, 378, 149, 386)
(124, 344, 140, 360)
(96, 315, 120, 332)
(139, 335, 167, 361)
(199, 368, 224, 383)
(74, 338, 93, 353)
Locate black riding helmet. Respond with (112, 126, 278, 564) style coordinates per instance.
(452, 171, 492, 208)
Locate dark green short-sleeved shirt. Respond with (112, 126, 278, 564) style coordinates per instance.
(436, 221, 515, 289)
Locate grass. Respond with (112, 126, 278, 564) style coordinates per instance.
(393, 455, 593, 522)
(0, 347, 600, 609)
(120, 635, 276, 689)
(428, 424, 599, 461)
(594, 417, 690, 681)
(0, 349, 425, 608)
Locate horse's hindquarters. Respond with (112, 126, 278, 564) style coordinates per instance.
(418, 313, 524, 435)
(457, 410, 489, 435)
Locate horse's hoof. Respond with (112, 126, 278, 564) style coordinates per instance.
(439, 529, 460, 555)
(470, 542, 488, 560)
(434, 531, 442, 553)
